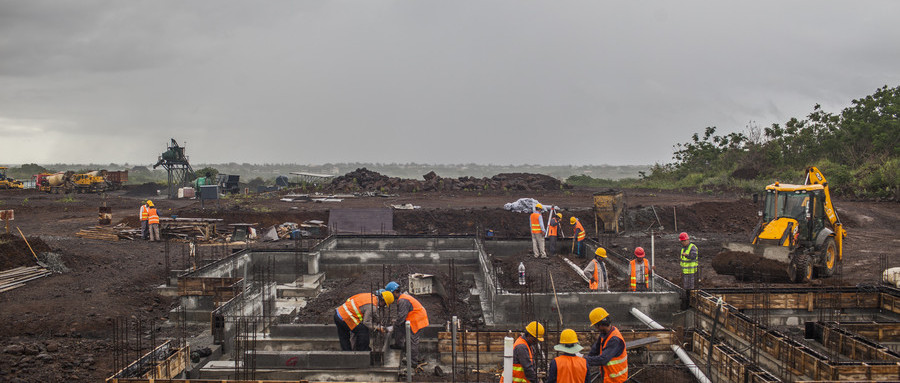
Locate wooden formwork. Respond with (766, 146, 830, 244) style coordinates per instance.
(823, 321, 900, 342)
(692, 329, 782, 383)
(106, 341, 188, 382)
(437, 329, 676, 353)
(694, 290, 900, 381)
(806, 322, 900, 361)
(178, 277, 242, 305)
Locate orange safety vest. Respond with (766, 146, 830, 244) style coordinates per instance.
(501, 336, 534, 383)
(148, 208, 159, 225)
(629, 258, 650, 291)
(602, 327, 628, 383)
(140, 205, 149, 221)
(547, 218, 558, 237)
(337, 293, 377, 330)
(530, 212, 543, 234)
(554, 354, 588, 383)
(589, 260, 600, 290)
(398, 293, 429, 334)
(573, 220, 585, 241)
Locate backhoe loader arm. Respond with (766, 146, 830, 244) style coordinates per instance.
(805, 166, 846, 259)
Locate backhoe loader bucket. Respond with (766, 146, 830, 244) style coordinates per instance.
(713, 243, 809, 283)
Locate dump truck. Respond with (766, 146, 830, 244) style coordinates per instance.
(0, 167, 24, 189)
(105, 170, 128, 190)
(713, 167, 846, 283)
(35, 170, 113, 194)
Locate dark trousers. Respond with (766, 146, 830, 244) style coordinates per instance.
(548, 236, 557, 255)
(392, 325, 421, 364)
(575, 240, 584, 257)
(682, 273, 696, 290)
(141, 220, 149, 240)
(334, 311, 371, 351)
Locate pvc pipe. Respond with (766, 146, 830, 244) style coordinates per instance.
(502, 337, 514, 383)
(630, 308, 712, 383)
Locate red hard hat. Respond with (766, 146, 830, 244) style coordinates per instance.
(634, 247, 645, 257)
(679, 232, 689, 241)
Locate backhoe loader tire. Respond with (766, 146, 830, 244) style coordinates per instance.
(789, 253, 813, 283)
(815, 237, 837, 278)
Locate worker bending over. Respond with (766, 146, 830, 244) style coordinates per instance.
(630, 247, 651, 292)
(334, 291, 394, 351)
(501, 321, 544, 383)
(546, 329, 589, 383)
(585, 308, 628, 383)
(570, 217, 586, 258)
(530, 204, 547, 258)
(391, 290, 429, 366)
(678, 232, 699, 290)
(584, 248, 609, 291)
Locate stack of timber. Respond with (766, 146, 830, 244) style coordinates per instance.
(76, 224, 137, 241)
(0, 266, 52, 293)
(160, 217, 222, 241)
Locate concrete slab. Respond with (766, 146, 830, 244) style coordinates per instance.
(254, 350, 371, 369)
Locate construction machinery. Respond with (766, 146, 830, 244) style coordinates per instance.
(593, 189, 625, 235)
(0, 167, 24, 189)
(35, 170, 113, 194)
(716, 166, 847, 282)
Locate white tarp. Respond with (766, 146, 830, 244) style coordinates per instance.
(503, 198, 548, 213)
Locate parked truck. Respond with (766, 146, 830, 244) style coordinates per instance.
(35, 170, 117, 194)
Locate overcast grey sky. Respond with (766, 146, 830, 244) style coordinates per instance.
(1, 1, 898, 166)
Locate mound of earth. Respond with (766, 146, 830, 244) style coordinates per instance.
(0, 234, 51, 271)
(327, 168, 568, 193)
(123, 182, 163, 197)
(711, 250, 791, 283)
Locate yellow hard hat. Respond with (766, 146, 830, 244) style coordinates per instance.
(525, 321, 545, 341)
(381, 291, 395, 305)
(589, 307, 609, 326)
(556, 213, 562, 218)
(146, 200, 154, 207)
(594, 248, 607, 258)
(559, 329, 579, 344)
(535, 203, 543, 210)
(569, 217, 577, 224)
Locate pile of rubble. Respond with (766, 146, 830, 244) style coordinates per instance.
(327, 168, 568, 192)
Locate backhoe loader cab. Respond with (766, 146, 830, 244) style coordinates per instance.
(0, 167, 24, 189)
(721, 167, 845, 283)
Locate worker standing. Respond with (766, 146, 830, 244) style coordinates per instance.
(585, 308, 628, 383)
(570, 217, 586, 258)
(391, 291, 429, 366)
(547, 212, 562, 256)
(334, 291, 395, 351)
(584, 248, 609, 291)
(139, 200, 150, 240)
(501, 321, 544, 383)
(629, 247, 651, 292)
(147, 201, 160, 242)
(546, 329, 589, 383)
(679, 232, 699, 290)
(530, 204, 547, 258)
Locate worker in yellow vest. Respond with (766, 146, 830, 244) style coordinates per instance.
(139, 200, 150, 240)
(530, 204, 547, 258)
(147, 201, 160, 242)
(570, 217, 586, 258)
(546, 329, 589, 383)
(629, 247, 651, 292)
(334, 291, 395, 351)
(584, 248, 609, 291)
(501, 321, 544, 383)
(679, 232, 699, 290)
(585, 308, 628, 383)
(391, 291, 430, 366)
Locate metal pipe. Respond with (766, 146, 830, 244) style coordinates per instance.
(630, 308, 712, 383)
(502, 337, 514, 383)
(650, 229, 655, 291)
(452, 316, 458, 382)
(406, 321, 412, 383)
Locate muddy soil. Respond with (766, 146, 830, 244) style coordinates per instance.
(491, 253, 630, 292)
(0, 185, 896, 382)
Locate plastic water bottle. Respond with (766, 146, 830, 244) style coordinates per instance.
(518, 262, 526, 285)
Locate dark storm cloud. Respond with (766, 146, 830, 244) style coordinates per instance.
(1, 1, 899, 165)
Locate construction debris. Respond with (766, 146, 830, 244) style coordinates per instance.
(76, 224, 138, 241)
(391, 203, 421, 210)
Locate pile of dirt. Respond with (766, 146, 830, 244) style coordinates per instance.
(0, 234, 51, 271)
(327, 168, 568, 193)
(123, 182, 162, 197)
(626, 200, 758, 234)
(491, 253, 629, 292)
(711, 250, 791, 283)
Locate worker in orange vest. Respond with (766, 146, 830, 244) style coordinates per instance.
(583, 248, 609, 291)
(139, 200, 150, 240)
(334, 291, 395, 351)
(501, 321, 544, 383)
(391, 291, 430, 366)
(147, 201, 160, 242)
(585, 308, 628, 383)
(547, 212, 563, 256)
(570, 217, 586, 258)
(629, 247, 651, 292)
(530, 204, 547, 258)
(546, 329, 589, 383)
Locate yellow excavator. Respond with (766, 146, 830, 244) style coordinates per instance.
(716, 167, 847, 282)
(0, 167, 24, 189)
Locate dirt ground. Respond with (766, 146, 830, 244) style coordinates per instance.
(0, 186, 897, 382)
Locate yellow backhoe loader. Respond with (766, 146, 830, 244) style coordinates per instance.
(0, 167, 24, 189)
(714, 166, 847, 283)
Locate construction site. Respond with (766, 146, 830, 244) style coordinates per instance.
(0, 159, 898, 383)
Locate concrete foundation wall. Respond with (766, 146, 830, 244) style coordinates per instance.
(332, 236, 476, 250)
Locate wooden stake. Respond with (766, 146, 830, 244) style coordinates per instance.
(549, 271, 564, 327)
(16, 226, 39, 263)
